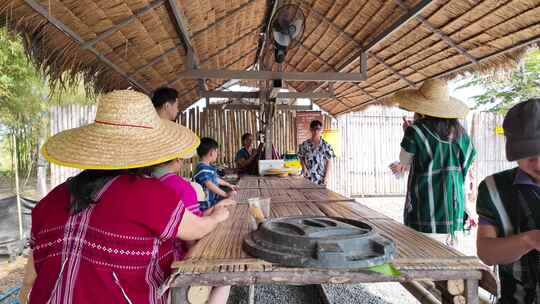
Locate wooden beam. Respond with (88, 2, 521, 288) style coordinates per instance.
(299, 2, 414, 89)
(23, 0, 149, 94)
(307, 0, 435, 95)
(430, 33, 540, 81)
(332, 33, 540, 116)
(129, 44, 182, 76)
(371, 53, 416, 87)
(401, 281, 441, 304)
(364, 0, 436, 51)
(200, 90, 334, 99)
(394, 0, 478, 64)
(175, 69, 367, 82)
(168, 47, 258, 87)
(81, 0, 165, 50)
(207, 104, 312, 111)
(165, 0, 208, 91)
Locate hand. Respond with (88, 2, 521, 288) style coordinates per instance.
(211, 206, 230, 223)
(523, 230, 540, 251)
(215, 198, 237, 209)
(229, 184, 240, 192)
(203, 207, 215, 216)
(464, 210, 478, 229)
(226, 190, 238, 198)
(402, 116, 413, 132)
(390, 162, 405, 175)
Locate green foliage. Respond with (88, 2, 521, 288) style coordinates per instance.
(0, 28, 92, 186)
(457, 48, 540, 114)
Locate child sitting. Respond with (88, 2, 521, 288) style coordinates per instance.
(152, 158, 233, 304)
(193, 137, 239, 210)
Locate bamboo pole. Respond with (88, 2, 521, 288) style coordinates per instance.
(401, 281, 441, 304)
(12, 133, 23, 240)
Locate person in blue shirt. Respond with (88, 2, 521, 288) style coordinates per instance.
(193, 137, 239, 210)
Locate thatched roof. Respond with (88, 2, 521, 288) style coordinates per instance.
(1, 0, 539, 115)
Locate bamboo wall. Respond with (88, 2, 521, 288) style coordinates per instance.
(48, 104, 514, 197)
(327, 107, 515, 197)
(49, 105, 96, 189)
(48, 105, 317, 187)
(327, 106, 408, 197)
(470, 112, 515, 189)
(177, 107, 301, 176)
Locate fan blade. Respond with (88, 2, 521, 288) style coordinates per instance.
(290, 19, 304, 39)
(273, 31, 291, 47)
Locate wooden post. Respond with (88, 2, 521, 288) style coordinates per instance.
(36, 111, 49, 198)
(12, 133, 23, 240)
(248, 285, 255, 304)
(465, 279, 479, 304)
(401, 281, 441, 304)
(170, 287, 189, 304)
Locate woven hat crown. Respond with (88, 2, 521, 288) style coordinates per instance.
(95, 90, 160, 129)
(419, 79, 449, 101)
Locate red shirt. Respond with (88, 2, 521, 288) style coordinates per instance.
(30, 175, 185, 304)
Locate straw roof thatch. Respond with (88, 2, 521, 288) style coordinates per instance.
(1, 0, 539, 115)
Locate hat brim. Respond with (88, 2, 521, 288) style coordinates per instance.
(42, 120, 200, 170)
(506, 138, 540, 162)
(393, 89, 469, 119)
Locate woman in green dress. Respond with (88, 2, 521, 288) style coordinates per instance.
(390, 79, 476, 248)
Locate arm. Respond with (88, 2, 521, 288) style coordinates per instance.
(300, 158, 309, 177)
(477, 224, 540, 265)
(323, 159, 332, 185)
(205, 180, 229, 197)
(236, 151, 257, 169)
(177, 208, 229, 241)
(217, 177, 239, 191)
(19, 253, 36, 303)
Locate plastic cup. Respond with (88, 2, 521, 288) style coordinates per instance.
(247, 197, 271, 228)
(258, 198, 271, 218)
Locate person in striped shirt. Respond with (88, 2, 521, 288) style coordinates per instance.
(390, 79, 476, 248)
(476, 99, 540, 304)
(193, 137, 239, 211)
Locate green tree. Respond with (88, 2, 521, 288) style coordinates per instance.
(0, 27, 91, 190)
(458, 48, 540, 113)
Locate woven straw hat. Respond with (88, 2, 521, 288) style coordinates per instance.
(392, 79, 469, 119)
(42, 90, 200, 170)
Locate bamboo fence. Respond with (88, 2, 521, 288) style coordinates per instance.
(48, 105, 331, 185)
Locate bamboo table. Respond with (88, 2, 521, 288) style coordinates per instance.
(167, 176, 495, 304)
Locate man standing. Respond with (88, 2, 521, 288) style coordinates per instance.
(152, 87, 179, 121)
(476, 99, 540, 303)
(298, 120, 335, 186)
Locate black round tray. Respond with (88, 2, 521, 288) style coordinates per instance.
(243, 216, 395, 269)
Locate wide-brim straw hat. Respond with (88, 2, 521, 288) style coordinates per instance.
(42, 90, 200, 170)
(392, 79, 469, 119)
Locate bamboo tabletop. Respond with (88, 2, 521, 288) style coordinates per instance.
(236, 175, 326, 189)
(232, 176, 353, 203)
(169, 177, 493, 288)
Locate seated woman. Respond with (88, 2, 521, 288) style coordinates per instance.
(235, 133, 260, 174)
(19, 90, 229, 304)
